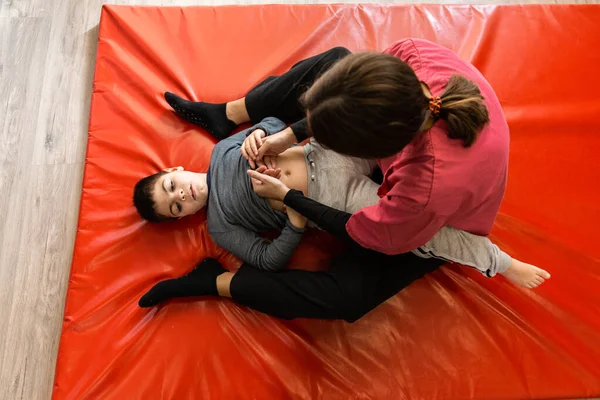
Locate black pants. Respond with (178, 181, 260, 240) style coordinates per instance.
(245, 46, 352, 142)
(229, 47, 444, 322)
(231, 250, 443, 323)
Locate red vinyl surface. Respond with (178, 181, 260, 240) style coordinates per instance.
(53, 4, 600, 399)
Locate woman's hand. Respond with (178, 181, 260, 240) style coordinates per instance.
(260, 155, 278, 170)
(255, 127, 296, 161)
(250, 167, 303, 229)
(247, 169, 290, 201)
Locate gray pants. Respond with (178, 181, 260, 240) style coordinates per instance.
(304, 140, 379, 218)
(302, 139, 511, 277)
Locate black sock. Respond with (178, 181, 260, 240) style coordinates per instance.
(164, 92, 237, 140)
(138, 258, 226, 308)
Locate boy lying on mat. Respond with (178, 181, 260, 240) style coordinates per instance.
(133, 116, 542, 286)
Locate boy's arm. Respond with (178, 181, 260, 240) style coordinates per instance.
(415, 226, 512, 277)
(218, 117, 287, 147)
(210, 220, 305, 272)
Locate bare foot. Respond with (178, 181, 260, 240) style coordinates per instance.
(500, 259, 551, 289)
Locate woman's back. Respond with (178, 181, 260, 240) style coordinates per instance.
(346, 39, 510, 253)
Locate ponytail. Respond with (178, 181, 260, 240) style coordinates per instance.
(437, 75, 490, 147)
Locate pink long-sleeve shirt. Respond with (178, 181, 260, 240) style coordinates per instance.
(346, 38, 509, 255)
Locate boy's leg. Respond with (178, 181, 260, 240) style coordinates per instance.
(164, 47, 351, 140)
(229, 249, 444, 322)
(244, 47, 351, 124)
(139, 248, 442, 321)
(138, 249, 443, 321)
(138, 258, 227, 307)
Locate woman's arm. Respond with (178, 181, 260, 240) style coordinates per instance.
(290, 119, 309, 142)
(247, 170, 361, 245)
(283, 190, 357, 245)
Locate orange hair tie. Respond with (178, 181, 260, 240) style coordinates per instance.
(428, 96, 442, 118)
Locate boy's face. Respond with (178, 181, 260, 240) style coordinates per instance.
(152, 167, 208, 219)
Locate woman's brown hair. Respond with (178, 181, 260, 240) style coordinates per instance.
(301, 52, 489, 159)
(436, 74, 490, 147)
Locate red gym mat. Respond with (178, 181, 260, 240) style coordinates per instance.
(53, 4, 600, 399)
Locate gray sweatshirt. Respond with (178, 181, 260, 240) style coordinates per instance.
(207, 117, 511, 275)
(207, 118, 305, 271)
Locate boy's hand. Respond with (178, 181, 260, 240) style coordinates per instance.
(254, 165, 282, 180)
(241, 129, 266, 169)
(260, 155, 278, 169)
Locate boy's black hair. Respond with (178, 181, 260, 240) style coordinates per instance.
(133, 171, 171, 223)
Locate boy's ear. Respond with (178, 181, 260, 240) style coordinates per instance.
(162, 166, 184, 173)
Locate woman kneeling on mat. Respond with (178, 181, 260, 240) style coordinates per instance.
(139, 39, 550, 322)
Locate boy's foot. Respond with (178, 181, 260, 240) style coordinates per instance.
(500, 259, 551, 289)
(164, 92, 236, 140)
(139, 258, 226, 308)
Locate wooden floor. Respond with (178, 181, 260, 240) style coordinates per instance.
(0, 0, 597, 399)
